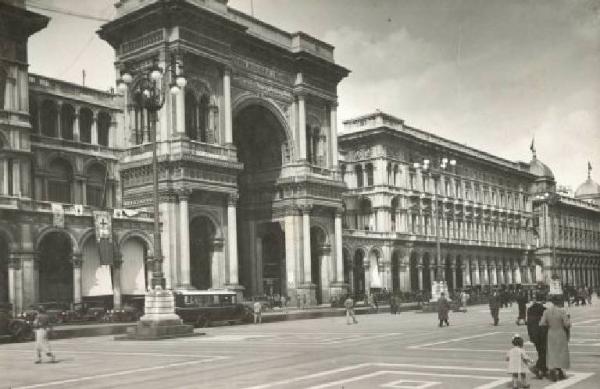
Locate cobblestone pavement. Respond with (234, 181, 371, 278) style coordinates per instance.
(1, 301, 598, 389)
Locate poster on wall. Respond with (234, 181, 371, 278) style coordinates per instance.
(93, 210, 113, 265)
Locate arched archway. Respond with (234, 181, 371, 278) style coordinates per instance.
(310, 226, 328, 304)
(189, 216, 216, 290)
(119, 237, 148, 295)
(262, 222, 285, 297)
(61, 104, 75, 140)
(422, 252, 432, 295)
(233, 101, 289, 296)
(81, 236, 113, 299)
(343, 247, 352, 293)
(391, 250, 401, 293)
(409, 251, 419, 292)
(40, 100, 58, 137)
(79, 108, 93, 143)
(353, 249, 366, 299)
(38, 231, 73, 303)
(97, 112, 111, 146)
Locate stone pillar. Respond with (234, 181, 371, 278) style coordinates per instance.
(227, 194, 241, 289)
(490, 263, 498, 286)
(223, 68, 232, 144)
(498, 262, 505, 285)
(7, 255, 20, 315)
(472, 259, 480, 285)
(506, 263, 513, 284)
(376, 207, 389, 232)
(482, 261, 490, 285)
(515, 265, 522, 284)
(73, 106, 80, 142)
(334, 210, 344, 283)
(72, 254, 82, 304)
(56, 101, 62, 138)
(20, 252, 36, 310)
(298, 94, 307, 160)
(417, 257, 424, 291)
(91, 110, 98, 145)
(451, 261, 457, 291)
(301, 206, 312, 283)
(173, 83, 185, 137)
(330, 102, 338, 168)
(112, 255, 123, 310)
(464, 258, 471, 286)
(284, 208, 300, 305)
(11, 159, 21, 197)
(178, 189, 191, 288)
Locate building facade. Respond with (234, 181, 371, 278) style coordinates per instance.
(339, 111, 600, 297)
(98, 0, 349, 306)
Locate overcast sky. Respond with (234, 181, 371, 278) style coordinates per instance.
(26, 0, 599, 192)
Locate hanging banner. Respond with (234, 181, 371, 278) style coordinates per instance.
(93, 210, 113, 265)
(51, 203, 64, 228)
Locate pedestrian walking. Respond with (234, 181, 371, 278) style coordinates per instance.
(459, 290, 469, 312)
(526, 293, 547, 379)
(344, 295, 358, 324)
(506, 334, 532, 389)
(437, 292, 450, 327)
(280, 295, 288, 313)
(540, 295, 571, 382)
(253, 301, 262, 324)
(302, 293, 307, 310)
(489, 291, 501, 326)
(34, 306, 55, 364)
(516, 290, 528, 325)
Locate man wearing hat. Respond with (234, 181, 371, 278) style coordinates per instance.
(526, 293, 547, 379)
(33, 306, 56, 364)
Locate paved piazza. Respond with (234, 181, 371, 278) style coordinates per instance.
(1, 303, 599, 389)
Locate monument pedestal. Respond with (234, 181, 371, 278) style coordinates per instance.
(118, 287, 195, 340)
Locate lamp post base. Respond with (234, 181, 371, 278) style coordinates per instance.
(119, 286, 195, 340)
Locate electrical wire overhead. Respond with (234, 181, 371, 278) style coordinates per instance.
(26, 0, 112, 22)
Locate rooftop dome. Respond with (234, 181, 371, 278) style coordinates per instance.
(529, 156, 554, 179)
(574, 177, 600, 198)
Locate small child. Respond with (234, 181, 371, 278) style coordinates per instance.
(506, 334, 531, 389)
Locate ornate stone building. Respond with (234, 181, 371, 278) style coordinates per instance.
(98, 0, 349, 306)
(0, 1, 156, 314)
(339, 111, 600, 296)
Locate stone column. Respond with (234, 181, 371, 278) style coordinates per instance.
(298, 94, 307, 160)
(515, 264, 522, 284)
(227, 194, 240, 288)
(56, 101, 63, 138)
(506, 263, 513, 284)
(464, 258, 471, 286)
(334, 210, 344, 283)
(223, 68, 232, 144)
(451, 260, 457, 291)
(73, 106, 80, 142)
(330, 102, 338, 168)
(72, 254, 82, 304)
(472, 259, 480, 285)
(112, 255, 123, 310)
(482, 260, 490, 285)
(178, 189, 191, 288)
(498, 262, 505, 285)
(176, 84, 186, 136)
(301, 205, 312, 285)
(91, 110, 98, 145)
(11, 159, 21, 197)
(20, 252, 36, 310)
(417, 256, 424, 291)
(490, 263, 498, 286)
(7, 255, 20, 315)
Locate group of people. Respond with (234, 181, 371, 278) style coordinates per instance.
(507, 293, 572, 387)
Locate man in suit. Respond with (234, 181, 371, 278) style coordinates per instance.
(489, 291, 501, 326)
(527, 293, 547, 379)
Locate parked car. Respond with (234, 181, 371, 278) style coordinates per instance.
(23, 302, 69, 324)
(174, 289, 252, 327)
(0, 304, 34, 343)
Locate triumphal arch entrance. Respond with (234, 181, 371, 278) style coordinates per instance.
(99, 0, 349, 305)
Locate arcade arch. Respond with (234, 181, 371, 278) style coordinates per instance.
(189, 216, 216, 290)
(38, 231, 73, 303)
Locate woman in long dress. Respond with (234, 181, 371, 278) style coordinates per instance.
(540, 295, 571, 381)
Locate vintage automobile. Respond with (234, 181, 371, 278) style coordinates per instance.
(22, 302, 70, 324)
(174, 289, 252, 327)
(0, 304, 34, 343)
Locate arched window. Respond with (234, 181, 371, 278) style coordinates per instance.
(79, 108, 93, 143)
(365, 163, 374, 186)
(185, 89, 212, 142)
(60, 104, 75, 140)
(47, 158, 72, 203)
(86, 163, 107, 207)
(306, 124, 326, 166)
(355, 165, 364, 188)
(41, 100, 58, 137)
(359, 198, 373, 230)
(97, 112, 111, 146)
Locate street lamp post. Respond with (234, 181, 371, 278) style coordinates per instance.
(116, 55, 193, 339)
(416, 157, 456, 299)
